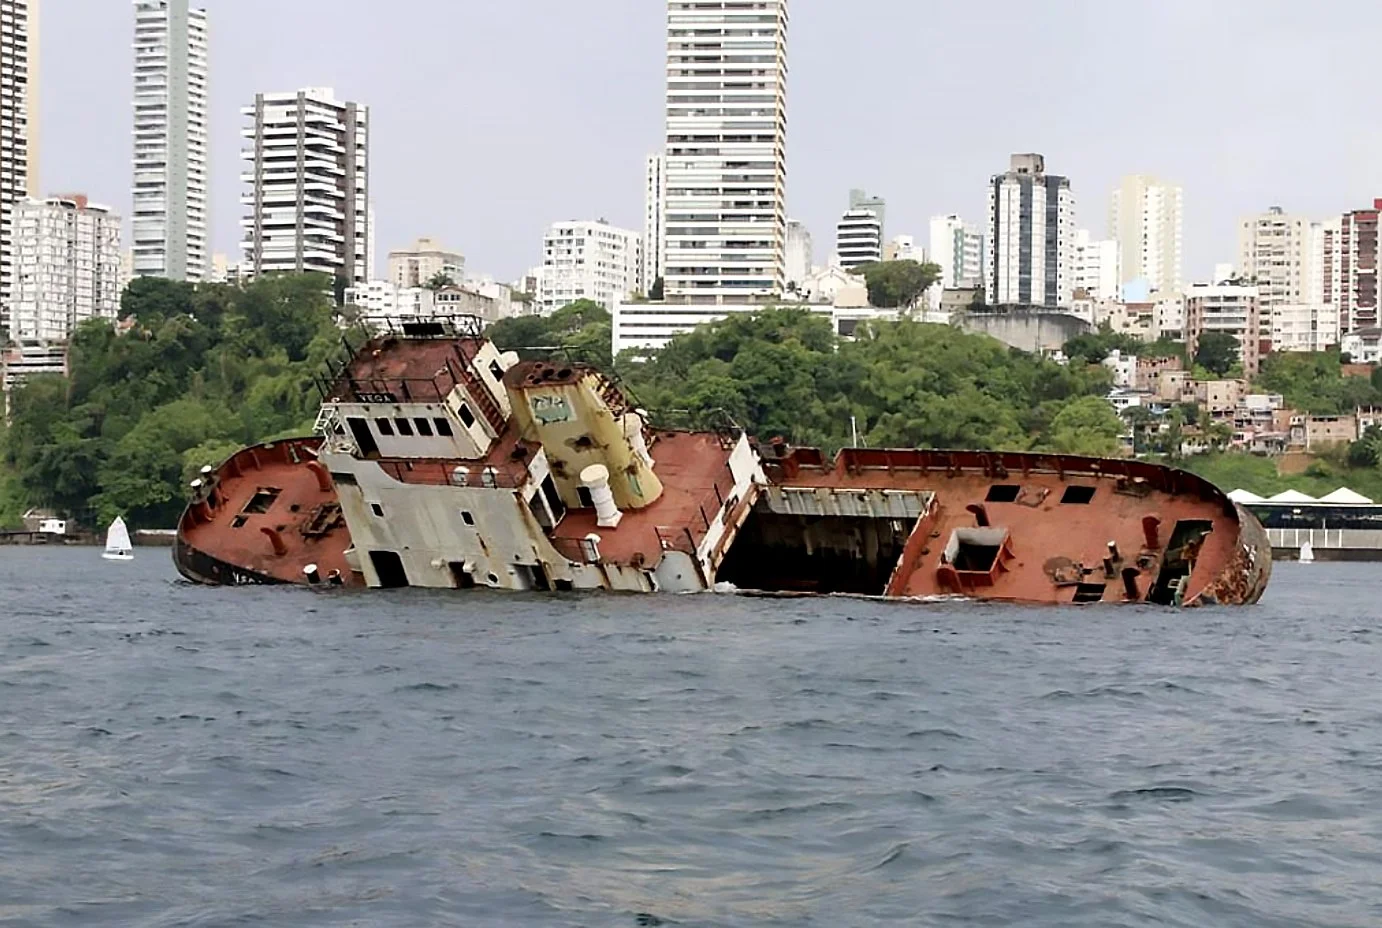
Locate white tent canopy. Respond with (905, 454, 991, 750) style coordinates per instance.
(1228, 489, 1265, 503)
(1319, 487, 1375, 505)
(1267, 490, 1317, 504)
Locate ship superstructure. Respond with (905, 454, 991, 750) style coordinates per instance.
(175, 317, 1271, 605)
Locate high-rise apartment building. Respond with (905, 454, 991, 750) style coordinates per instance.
(1185, 281, 1263, 377)
(538, 220, 641, 315)
(928, 214, 983, 289)
(0, 0, 38, 332)
(132, 0, 209, 282)
(1072, 229, 1121, 302)
(240, 88, 370, 288)
(641, 152, 666, 295)
(1336, 202, 1380, 335)
(6, 196, 122, 343)
(662, 0, 789, 301)
(1238, 207, 1311, 308)
(835, 208, 882, 269)
(784, 219, 812, 286)
(1109, 174, 1182, 296)
(387, 237, 464, 289)
(848, 189, 885, 240)
(985, 153, 1074, 307)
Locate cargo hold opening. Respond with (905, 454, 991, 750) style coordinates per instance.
(714, 510, 912, 596)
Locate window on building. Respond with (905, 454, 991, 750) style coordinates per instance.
(394, 418, 414, 437)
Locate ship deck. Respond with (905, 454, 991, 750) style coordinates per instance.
(549, 431, 738, 567)
(177, 439, 358, 586)
(755, 448, 1249, 605)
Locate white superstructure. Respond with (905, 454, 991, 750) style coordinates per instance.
(538, 220, 641, 314)
(662, 0, 789, 300)
(132, 0, 208, 282)
(240, 87, 370, 287)
(985, 153, 1074, 307)
(1109, 174, 1182, 295)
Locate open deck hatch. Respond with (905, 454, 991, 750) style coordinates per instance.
(715, 508, 913, 596)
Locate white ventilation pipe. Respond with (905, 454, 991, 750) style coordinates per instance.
(580, 463, 623, 528)
(622, 412, 655, 468)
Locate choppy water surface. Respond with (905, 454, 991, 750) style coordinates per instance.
(1, 549, 1380, 926)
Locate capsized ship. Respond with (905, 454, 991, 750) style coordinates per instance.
(175, 316, 1271, 605)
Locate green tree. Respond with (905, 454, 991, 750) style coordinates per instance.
(424, 271, 456, 290)
(1347, 425, 1382, 469)
(1195, 331, 1240, 377)
(852, 260, 941, 308)
(1042, 396, 1124, 456)
(0, 273, 342, 528)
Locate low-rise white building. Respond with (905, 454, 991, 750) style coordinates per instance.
(538, 219, 640, 314)
(1341, 327, 1382, 365)
(345, 280, 511, 327)
(7, 195, 122, 343)
(1103, 349, 1137, 388)
(795, 265, 867, 305)
(1271, 303, 1339, 353)
(614, 296, 868, 356)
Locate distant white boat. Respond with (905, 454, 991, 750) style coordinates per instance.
(1298, 541, 1315, 564)
(103, 516, 134, 561)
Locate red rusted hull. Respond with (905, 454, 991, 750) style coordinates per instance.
(175, 438, 1270, 605)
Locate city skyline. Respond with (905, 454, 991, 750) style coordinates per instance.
(34, 0, 1382, 285)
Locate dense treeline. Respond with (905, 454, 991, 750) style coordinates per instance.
(489, 303, 1121, 456)
(9, 281, 1378, 531)
(0, 274, 340, 529)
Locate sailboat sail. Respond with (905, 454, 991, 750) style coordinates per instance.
(104, 517, 134, 560)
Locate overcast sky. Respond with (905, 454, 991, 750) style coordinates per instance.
(38, 0, 1382, 283)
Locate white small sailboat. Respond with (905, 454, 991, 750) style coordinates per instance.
(1298, 541, 1315, 564)
(103, 516, 134, 561)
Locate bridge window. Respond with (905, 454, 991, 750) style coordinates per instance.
(489, 360, 505, 382)
(458, 403, 476, 428)
(434, 418, 454, 437)
(414, 418, 434, 437)
(375, 418, 394, 436)
(394, 418, 414, 437)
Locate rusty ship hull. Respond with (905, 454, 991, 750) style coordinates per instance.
(174, 319, 1270, 606)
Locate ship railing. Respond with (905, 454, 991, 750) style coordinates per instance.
(378, 459, 531, 489)
(656, 468, 742, 558)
